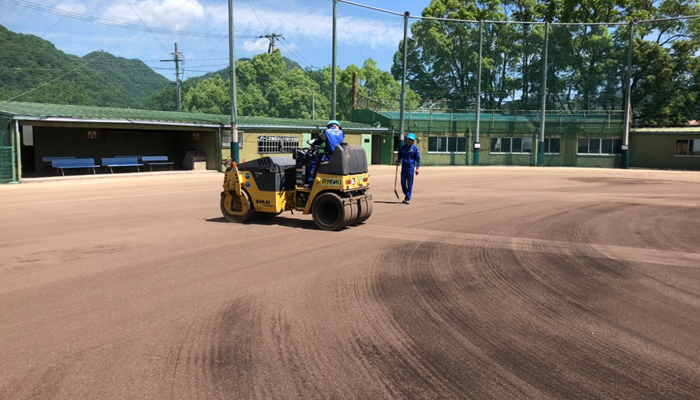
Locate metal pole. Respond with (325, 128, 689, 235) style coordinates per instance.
(399, 11, 409, 143)
(331, 0, 338, 120)
(621, 21, 634, 169)
(312, 88, 315, 120)
(537, 22, 549, 167)
(228, 0, 239, 163)
(10, 119, 16, 183)
(14, 119, 21, 182)
(474, 21, 483, 166)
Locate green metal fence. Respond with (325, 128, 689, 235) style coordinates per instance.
(0, 119, 16, 183)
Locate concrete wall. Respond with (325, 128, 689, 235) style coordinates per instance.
(630, 133, 700, 170)
(400, 131, 621, 168)
(222, 131, 380, 166)
(353, 109, 625, 167)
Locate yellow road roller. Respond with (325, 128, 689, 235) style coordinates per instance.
(220, 143, 373, 230)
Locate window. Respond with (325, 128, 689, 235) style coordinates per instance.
(221, 130, 244, 149)
(544, 138, 560, 154)
(428, 137, 466, 153)
(577, 138, 621, 155)
(257, 136, 299, 154)
(490, 137, 533, 154)
(675, 139, 700, 156)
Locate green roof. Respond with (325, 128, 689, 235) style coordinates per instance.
(377, 110, 623, 122)
(0, 101, 375, 129)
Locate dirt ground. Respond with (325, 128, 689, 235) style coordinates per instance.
(1, 166, 700, 400)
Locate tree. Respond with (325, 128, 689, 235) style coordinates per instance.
(391, 0, 508, 110)
(390, 0, 700, 126)
(306, 59, 420, 120)
(182, 75, 229, 115)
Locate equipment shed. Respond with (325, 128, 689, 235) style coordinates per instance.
(630, 127, 700, 170)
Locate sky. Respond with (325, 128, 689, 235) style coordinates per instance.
(0, 0, 431, 81)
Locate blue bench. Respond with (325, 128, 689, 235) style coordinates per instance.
(141, 156, 174, 171)
(52, 158, 98, 176)
(101, 157, 143, 174)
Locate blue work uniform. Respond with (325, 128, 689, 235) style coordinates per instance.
(308, 127, 345, 183)
(397, 143, 421, 200)
(321, 127, 345, 162)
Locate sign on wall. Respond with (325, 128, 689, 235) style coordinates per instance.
(87, 131, 97, 139)
(193, 133, 200, 141)
(23, 125, 34, 146)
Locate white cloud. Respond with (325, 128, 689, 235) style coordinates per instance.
(243, 38, 270, 52)
(54, 2, 88, 15)
(101, 0, 207, 30)
(205, 1, 403, 49)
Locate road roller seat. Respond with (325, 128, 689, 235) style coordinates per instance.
(317, 143, 368, 176)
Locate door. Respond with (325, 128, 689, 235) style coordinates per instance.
(361, 134, 372, 165)
(371, 135, 382, 165)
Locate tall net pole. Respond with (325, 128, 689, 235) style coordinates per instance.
(228, 0, 239, 163)
(621, 21, 634, 169)
(399, 11, 409, 143)
(474, 21, 483, 166)
(537, 22, 549, 166)
(331, 0, 338, 120)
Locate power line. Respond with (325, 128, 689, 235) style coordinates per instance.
(280, 38, 313, 67)
(246, 0, 268, 34)
(338, 3, 366, 61)
(0, 0, 197, 102)
(38, 0, 85, 38)
(337, 0, 700, 26)
(0, 0, 256, 39)
(123, 0, 170, 55)
(243, 0, 313, 69)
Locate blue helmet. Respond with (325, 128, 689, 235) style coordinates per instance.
(406, 133, 416, 141)
(327, 120, 341, 129)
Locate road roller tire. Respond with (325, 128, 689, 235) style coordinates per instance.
(344, 202, 357, 228)
(312, 193, 348, 231)
(220, 191, 254, 223)
(358, 199, 374, 224)
(353, 197, 373, 225)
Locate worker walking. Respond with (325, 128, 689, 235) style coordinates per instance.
(396, 133, 420, 204)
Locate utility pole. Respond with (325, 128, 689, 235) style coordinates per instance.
(257, 32, 284, 54)
(312, 88, 316, 120)
(161, 43, 183, 111)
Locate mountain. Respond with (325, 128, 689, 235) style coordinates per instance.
(0, 24, 171, 107)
